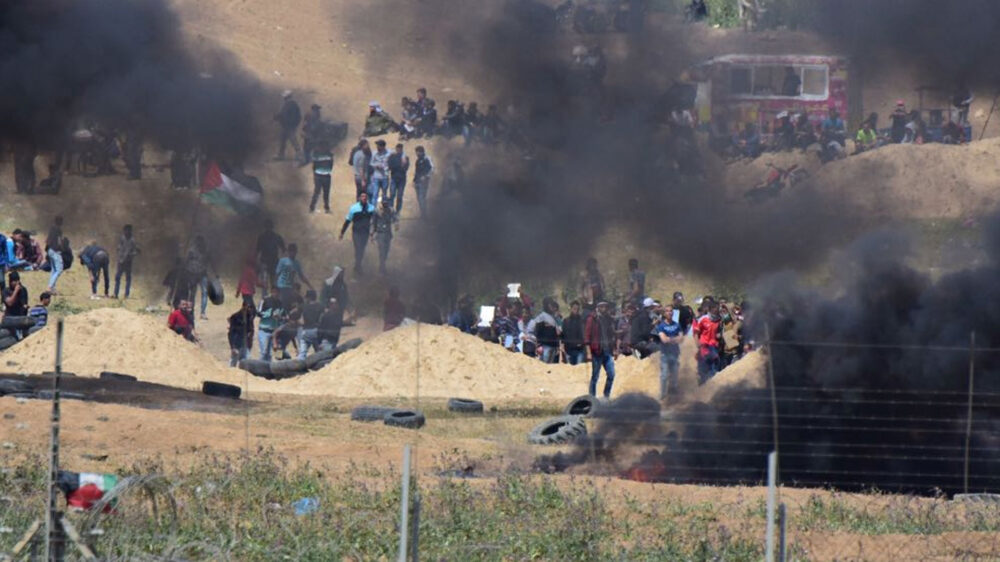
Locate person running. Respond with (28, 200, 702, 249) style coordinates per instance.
(412, 146, 433, 218)
(309, 140, 333, 213)
(584, 301, 617, 398)
(79, 242, 110, 299)
(44, 216, 65, 294)
(387, 143, 410, 212)
(372, 197, 398, 276)
(339, 192, 376, 275)
(114, 224, 140, 299)
(227, 301, 256, 366)
(274, 243, 313, 310)
(655, 304, 683, 402)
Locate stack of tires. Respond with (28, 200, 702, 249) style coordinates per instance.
(0, 316, 40, 352)
(526, 395, 604, 445)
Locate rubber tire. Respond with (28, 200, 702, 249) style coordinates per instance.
(384, 410, 426, 429)
(202, 381, 241, 399)
(528, 415, 587, 445)
(563, 395, 600, 418)
(447, 398, 484, 413)
(0, 336, 18, 351)
(36, 390, 87, 401)
(0, 316, 35, 329)
(269, 359, 307, 379)
(335, 338, 363, 353)
(0, 328, 12, 339)
(100, 371, 137, 382)
(26, 324, 44, 336)
(239, 359, 272, 379)
(350, 405, 400, 422)
(0, 379, 33, 395)
(207, 277, 225, 306)
(304, 349, 337, 370)
(311, 357, 334, 371)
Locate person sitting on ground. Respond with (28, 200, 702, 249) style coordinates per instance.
(821, 107, 846, 147)
(854, 119, 878, 154)
(903, 109, 924, 144)
(227, 300, 256, 367)
(774, 112, 795, 152)
(28, 291, 51, 329)
(493, 304, 521, 351)
(942, 116, 965, 144)
(3, 272, 28, 329)
(416, 99, 438, 138)
(14, 230, 44, 270)
(383, 286, 406, 331)
(794, 113, 816, 150)
(363, 101, 400, 137)
(734, 123, 761, 159)
(317, 298, 343, 350)
(272, 309, 302, 360)
(463, 102, 482, 145)
(399, 97, 420, 139)
(448, 294, 479, 335)
(79, 241, 110, 299)
(4, 231, 29, 272)
(168, 299, 197, 342)
(439, 100, 465, 138)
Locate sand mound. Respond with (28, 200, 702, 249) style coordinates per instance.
(0, 308, 285, 393)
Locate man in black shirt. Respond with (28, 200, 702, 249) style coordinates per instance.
(275, 90, 302, 161)
(297, 289, 325, 359)
(3, 272, 29, 338)
(673, 291, 695, 334)
(256, 219, 285, 292)
(387, 143, 410, 212)
(339, 192, 376, 275)
(562, 300, 587, 365)
(317, 298, 343, 350)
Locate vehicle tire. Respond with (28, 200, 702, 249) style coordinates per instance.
(304, 349, 337, 370)
(447, 398, 484, 413)
(99, 371, 137, 382)
(268, 359, 307, 379)
(0, 336, 18, 351)
(351, 405, 400, 422)
(207, 277, 225, 306)
(563, 395, 601, 417)
(0, 379, 33, 395)
(238, 359, 272, 379)
(384, 410, 426, 429)
(0, 316, 35, 329)
(202, 381, 241, 399)
(527, 415, 587, 445)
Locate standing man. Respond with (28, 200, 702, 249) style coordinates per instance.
(274, 90, 302, 161)
(655, 303, 683, 402)
(562, 300, 587, 365)
(185, 236, 212, 319)
(275, 243, 313, 310)
(584, 301, 617, 398)
(387, 143, 410, 212)
(413, 145, 433, 218)
(672, 291, 695, 334)
(339, 192, 376, 275)
(114, 224, 140, 299)
(45, 216, 65, 294)
(692, 300, 723, 384)
(372, 197, 399, 276)
(301, 104, 322, 165)
(227, 301, 256, 367)
(3, 272, 29, 338)
(79, 241, 110, 299)
(256, 220, 285, 293)
(309, 140, 333, 213)
(351, 138, 370, 198)
(369, 139, 390, 201)
(626, 258, 645, 307)
(257, 285, 285, 361)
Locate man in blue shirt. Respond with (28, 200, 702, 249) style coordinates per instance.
(656, 304, 684, 402)
(821, 107, 846, 146)
(339, 192, 376, 276)
(28, 291, 51, 328)
(275, 243, 313, 310)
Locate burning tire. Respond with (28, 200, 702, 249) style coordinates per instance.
(528, 415, 587, 445)
(350, 405, 400, 422)
(384, 410, 426, 429)
(202, 381, 241, 399)
(562, 395, 603, 417)
(447, 398, 484, 413)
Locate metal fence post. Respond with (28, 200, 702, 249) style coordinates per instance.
(963, 331, 976, 494)
(778, 502, 787, 562)
(398, 444, 412, 562)
(766, 451, 777, 562)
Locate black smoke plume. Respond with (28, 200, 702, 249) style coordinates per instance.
(0, 0, 264, 160)
(539, 224, 1000, 495)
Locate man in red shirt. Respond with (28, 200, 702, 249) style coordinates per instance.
(692, 299, 722, 384)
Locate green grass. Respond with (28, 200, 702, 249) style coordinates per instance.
(794, 491, 1000, 535)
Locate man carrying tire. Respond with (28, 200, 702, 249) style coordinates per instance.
(584, 301, 617, 398)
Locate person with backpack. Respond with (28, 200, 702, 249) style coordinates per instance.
(339, 191, 376, 276)
(80, 242, 110, 299)
(44, 216, 65, 294)
(114, 224, 140, 299)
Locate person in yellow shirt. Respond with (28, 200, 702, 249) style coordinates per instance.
(854, 120, 878, 154)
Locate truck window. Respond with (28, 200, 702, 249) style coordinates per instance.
(802, 67, 828, 97)
(752, 66, 785, 96)
(730, 67, 751, 95)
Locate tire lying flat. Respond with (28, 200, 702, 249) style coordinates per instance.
(350, 405, 400, 422)
(202, 381, 241, 399)
(528, 415, 587, 445)
(447, 398, 484, 413)
(384, 410, 426, 429)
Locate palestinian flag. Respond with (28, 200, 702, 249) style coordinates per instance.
(200, 161, 263, 214)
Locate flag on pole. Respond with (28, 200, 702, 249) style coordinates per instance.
(200, 161, 263, 214)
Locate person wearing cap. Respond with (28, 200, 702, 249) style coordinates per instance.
(413, 146, 433, 218)
(274, 90, 302, 161)
(364, 101, 400, 137)
(372, 196, 399, 275)
(628, 297, 657, 359)
(79, 241, 111, 299)
(584, 301, 617, 398)
(655, 303, 683, 402)
(339, 191, 377, 275)
(309, 139, 334, 213)
(890, 101, 908, 144)
(369, 139, 391, 201)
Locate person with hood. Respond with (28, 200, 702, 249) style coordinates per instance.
(114, 224, 140, 299)
(584, 301, 617, 398)
(372, 196, 399, 276)
(363, 101, 400, 137)
(339, 192, 377, 275)
(527, 297, 562, 363)
(227, 300, 256, 367)
(274, 90, 302, 161)
(692, 300, 723, 384)
(80, 241, 110, 299)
